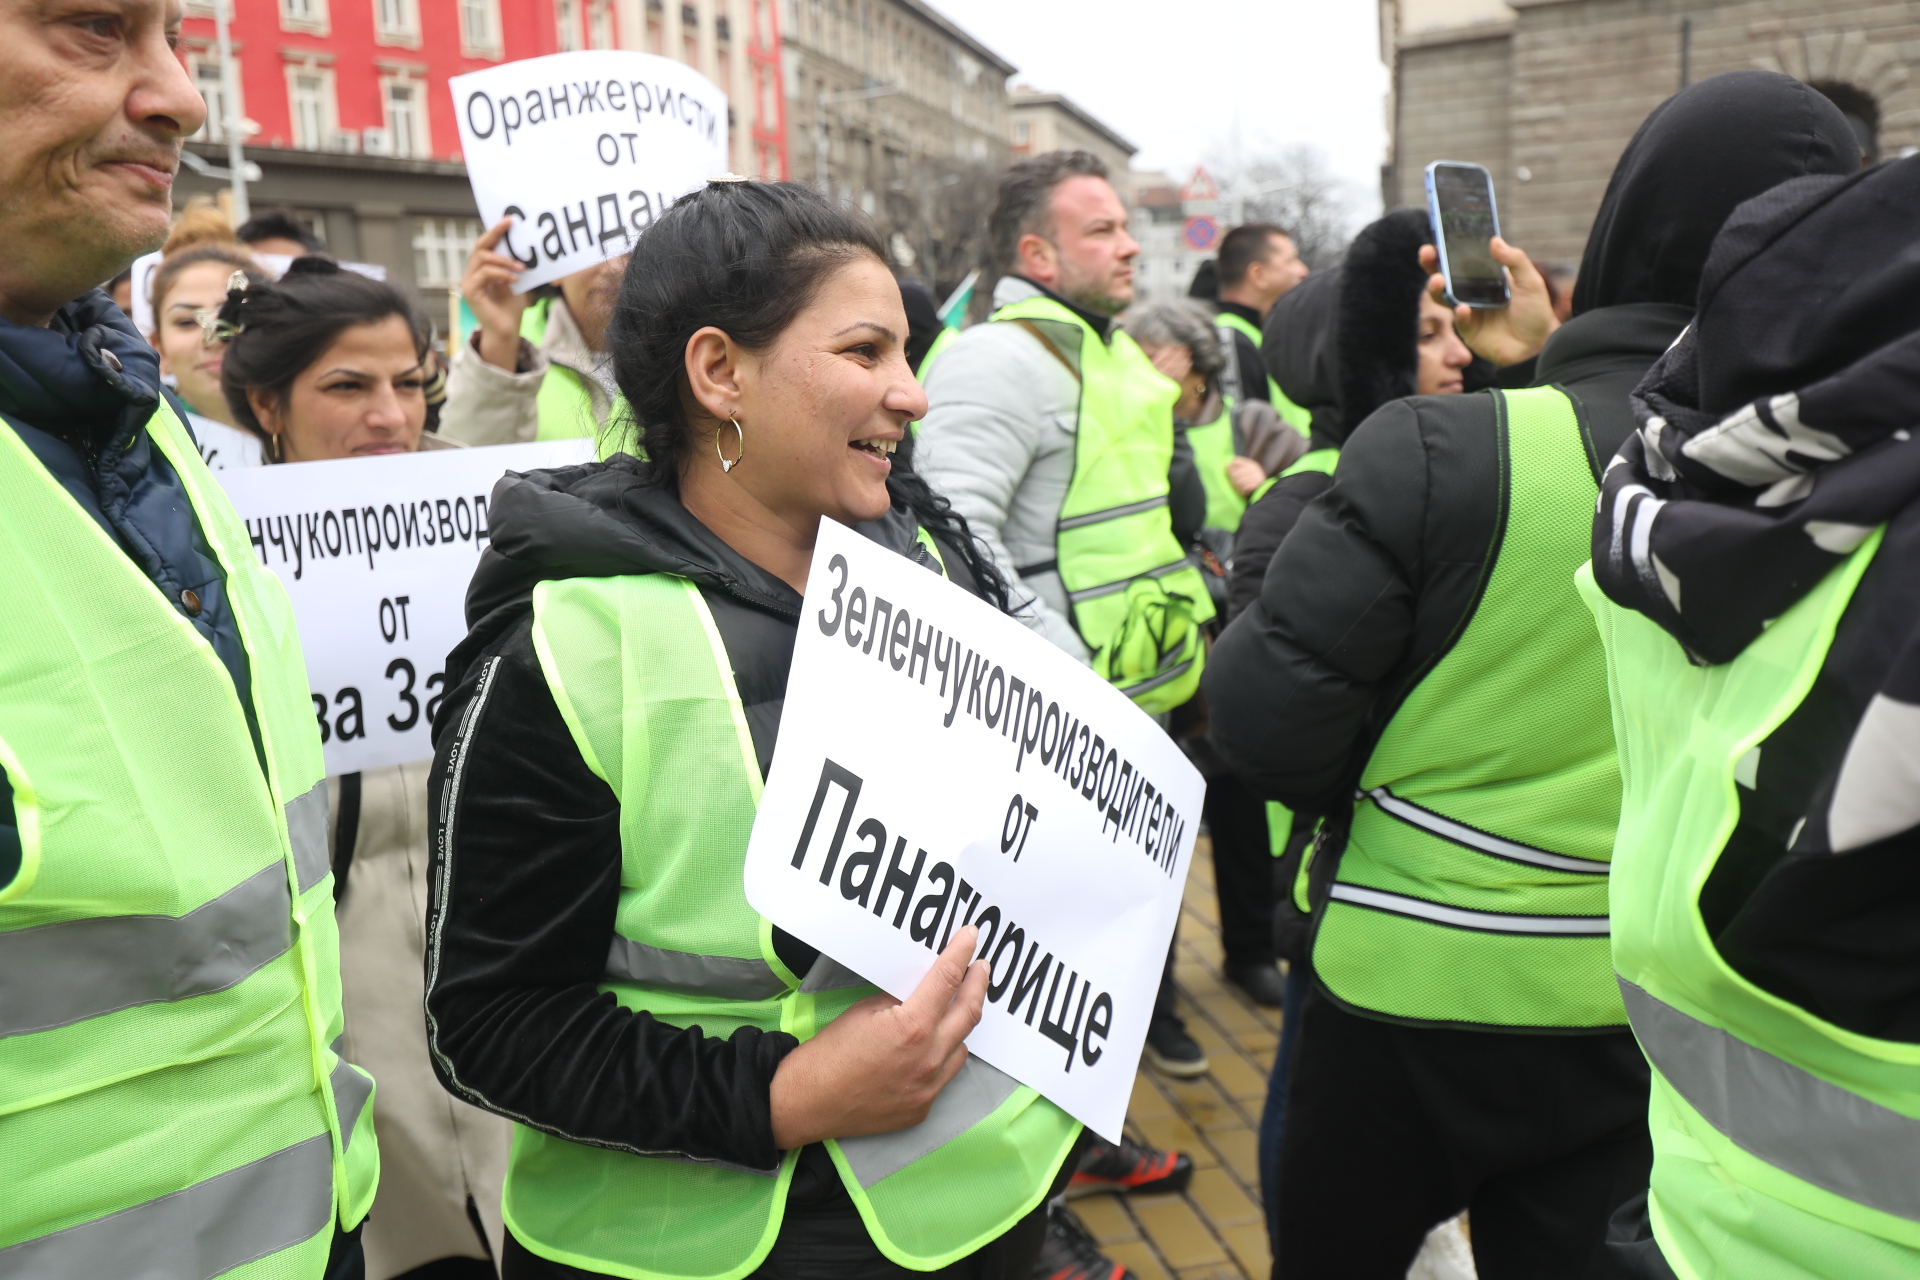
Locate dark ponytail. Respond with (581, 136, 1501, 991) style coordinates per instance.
(609, 180, 1012, 612)
(218, 256, 429, 436)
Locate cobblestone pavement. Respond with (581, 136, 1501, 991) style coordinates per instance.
(1073, 834, 1279, 1280)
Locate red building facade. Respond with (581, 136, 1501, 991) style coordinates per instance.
(178, 0, 786, 174)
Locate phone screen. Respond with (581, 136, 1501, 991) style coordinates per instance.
(1432, 164, 1506, 307)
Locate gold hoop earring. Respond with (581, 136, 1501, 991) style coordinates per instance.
(717, 413, 745, 473)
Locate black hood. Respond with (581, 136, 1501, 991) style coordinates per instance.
(1571, 69, 1858, 317)
(1335, 209, 1431, 438)
(1260, 267, 1343, 446)
(1594, 155, 1920, 662)
(465, 455, 932, 633)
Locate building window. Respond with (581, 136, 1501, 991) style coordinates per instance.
(383, 79, 425, 158)
(374, 0, 419, 45)
(1014, 121, 1029, 145)
(287, 67, 335, 150)
(413, 218, 482, 288)
(589, 0, 614, 49)
(459, 0, 501, 57)
(556, 0, 579, 50)
(281, 0, 328, 34)
(190, 53, 239, 143)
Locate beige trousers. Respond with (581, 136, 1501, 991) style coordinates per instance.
(332, 762, 511, 1279)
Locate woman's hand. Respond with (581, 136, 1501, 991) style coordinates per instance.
(1146, 343, 1194, 384)
(1419, 236, 1559, 368)
(462, 217, 532, 372)
(769, 926, 989, 1148)
(1227, 456, 1266, 498)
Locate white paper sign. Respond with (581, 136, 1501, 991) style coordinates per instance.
(216, 440, 594, 775)
(451, 51, 728, 292)
(743, 519, 1203, 1141)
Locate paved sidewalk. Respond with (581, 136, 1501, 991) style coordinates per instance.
(1073, 834, 1280, 1280)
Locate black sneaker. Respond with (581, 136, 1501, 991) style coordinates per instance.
(1142, 1013, 1209, 1077)
(1224, 961, 1286, 1007)
(1067, 1134, 1195, 1199)
(1034, 1205, 1128, 1280)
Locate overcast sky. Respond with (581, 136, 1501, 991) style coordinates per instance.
(934, 0, 1390, 215)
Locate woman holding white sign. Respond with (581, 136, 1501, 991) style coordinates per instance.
(424, 179, 1090, 1280)
(217, 260, 511, 1280)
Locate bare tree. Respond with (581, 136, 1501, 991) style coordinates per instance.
(1205, 142, 1362, 269)
(877, 155, 1002, 302)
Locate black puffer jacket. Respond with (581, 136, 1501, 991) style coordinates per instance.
(1227, 269, 1341, 622)
(1206, 70, 1859, 816)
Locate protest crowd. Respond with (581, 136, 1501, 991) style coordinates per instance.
(5, 4, 1920, 1280)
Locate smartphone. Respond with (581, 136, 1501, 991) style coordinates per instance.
(1424, 161, 1509, 309)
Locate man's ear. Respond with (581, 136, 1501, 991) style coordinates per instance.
(684, 325, 744, 422)
(1016, 232, 1058, 286)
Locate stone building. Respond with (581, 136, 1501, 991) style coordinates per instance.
(1380, 0, 1907, 267)
(781, 0, 1013, 210)
(1009, 88, 1139, 195)
(778, 0, 1014, 293)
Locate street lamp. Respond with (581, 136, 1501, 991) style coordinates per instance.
(213, 0, 250, 223)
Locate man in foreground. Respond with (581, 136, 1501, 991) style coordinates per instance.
(0, 3, 377, 1274)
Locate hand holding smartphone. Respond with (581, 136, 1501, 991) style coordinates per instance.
(1424, 161, 1509, 309)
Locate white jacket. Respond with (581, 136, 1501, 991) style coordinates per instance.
(917, 276, 1092, 662)
(438, 297, 615, 447)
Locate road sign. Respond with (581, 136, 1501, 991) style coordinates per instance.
(1182, 215, 1221, 252)
(1179, 166, 1219, 202)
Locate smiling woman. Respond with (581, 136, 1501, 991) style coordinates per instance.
(421, 180, 1088, 1280)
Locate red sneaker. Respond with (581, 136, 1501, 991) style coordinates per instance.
(1066, 1135, 1196, 1199)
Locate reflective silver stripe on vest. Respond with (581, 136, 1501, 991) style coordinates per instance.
(836, 1057, 1022, 1189)
(1621, 979, 1920, 1224)
(328, 1036, 372, 1151)
(285, 781, 330, 893)
(1117, 658, 1195, 700)
(0, 1132, 333, 1278)
(1057, 494, 1168, 532)
(604, 937, 788, 1000)
(1329, 883, 1610, 936)
(799, 955, 872, 994)
(0, 863, 292, 1038)
(1066, 557, 1197, 605)
(1361, 786, 1612, 874)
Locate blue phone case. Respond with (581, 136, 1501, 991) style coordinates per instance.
(1424, 160, 1509, 310)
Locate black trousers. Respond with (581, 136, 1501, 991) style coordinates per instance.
(1201, 773, 1276, 967)
(1273, 990, 1651, 1280)
(504, 1137, 1083, 1280)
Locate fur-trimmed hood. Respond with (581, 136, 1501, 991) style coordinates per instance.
(1334, 208, 1434, 441)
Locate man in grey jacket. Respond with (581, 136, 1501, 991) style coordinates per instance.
(919, 150, 1214, 1075)
(918, 152, 1206, 665)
